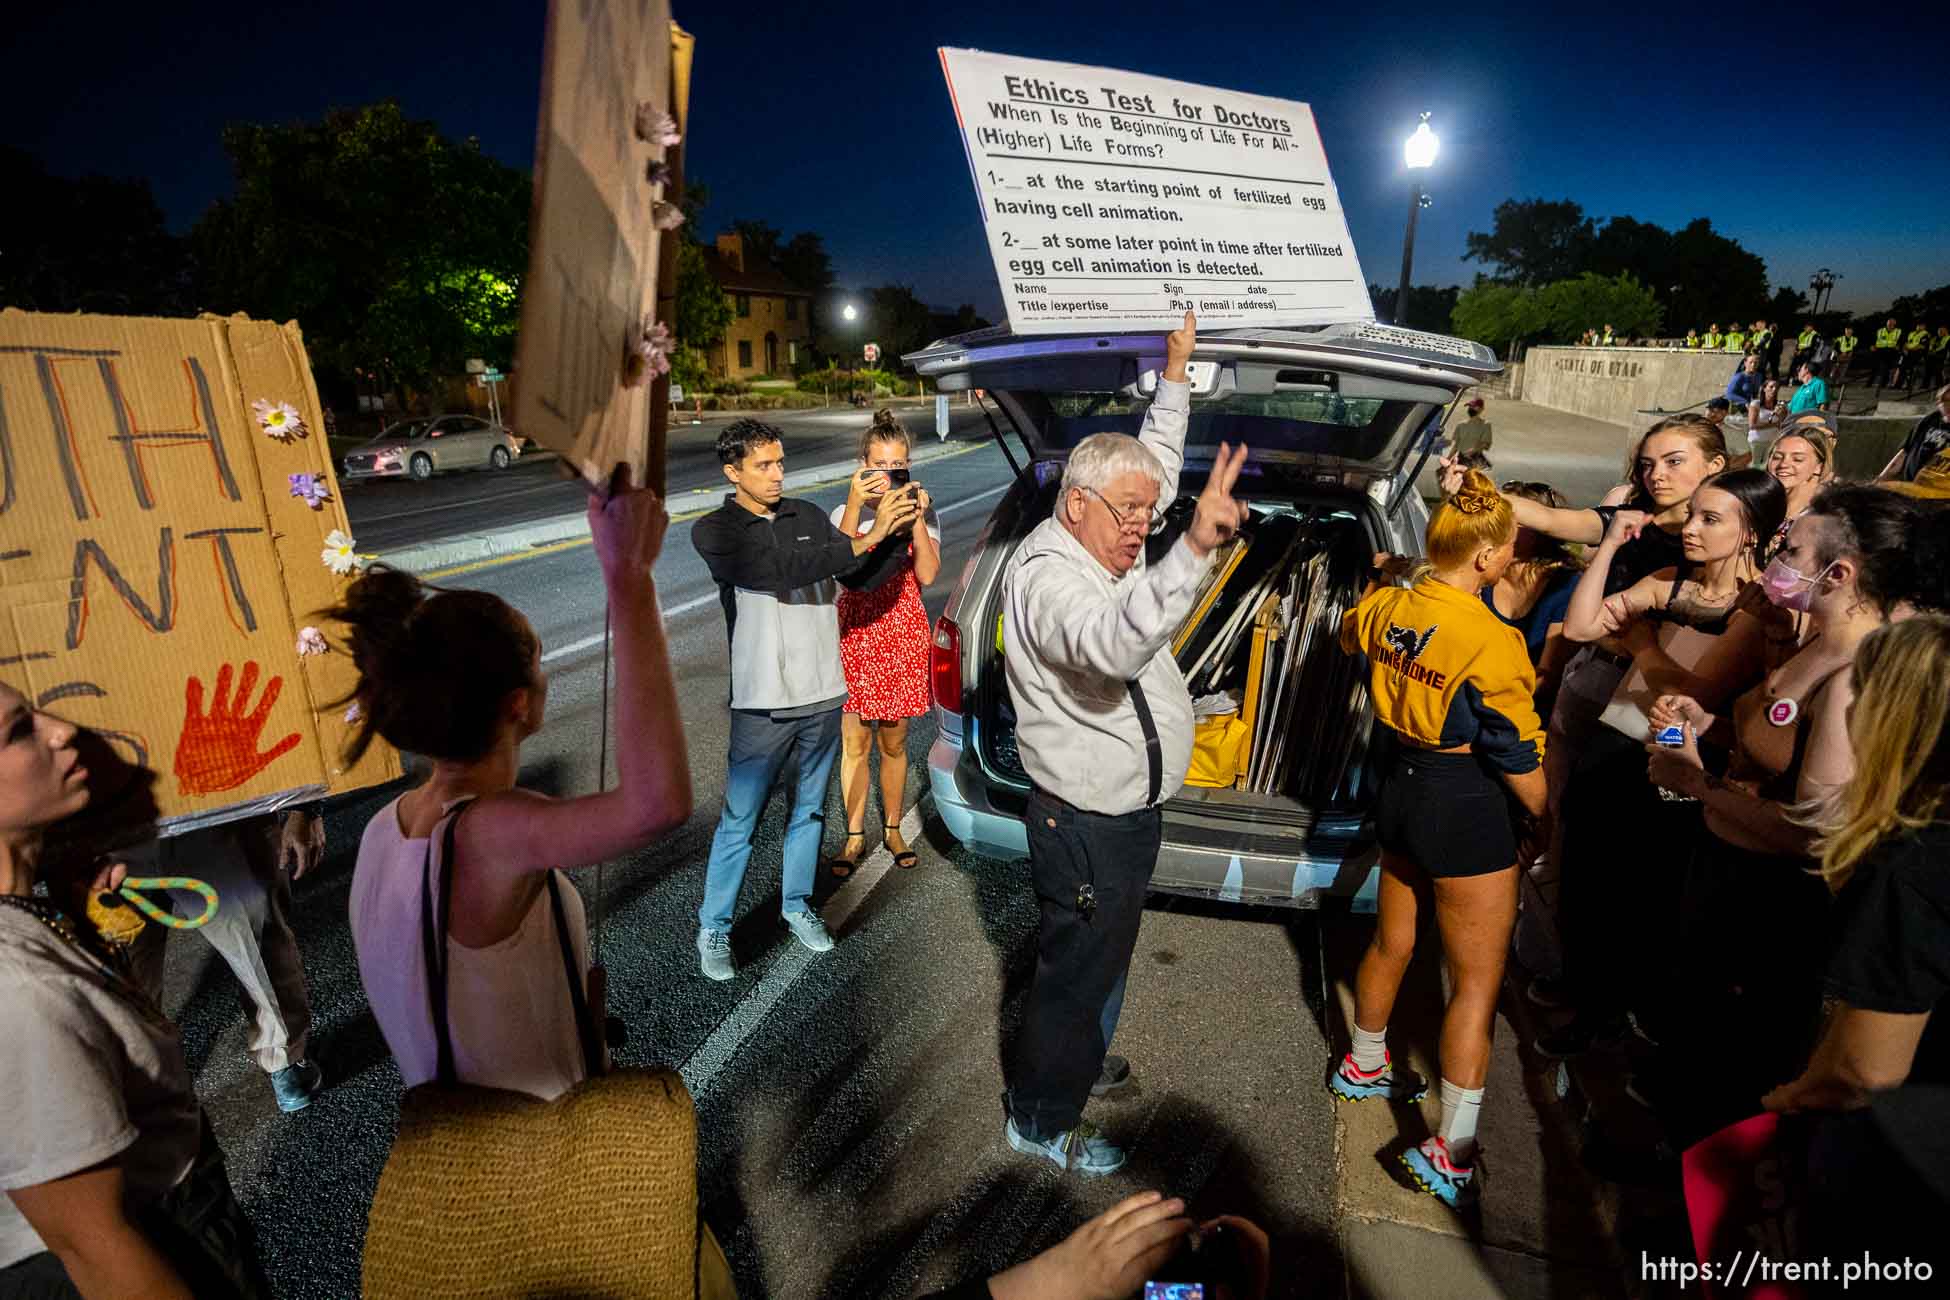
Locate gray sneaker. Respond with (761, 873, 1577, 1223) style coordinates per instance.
(1006, 1116, 1127, 1175)
(697, 927, 736, 981)
(270, 1059, 323, 1113)
(783, 909, 834, 953)
(1090, 1054, 1133, 1097)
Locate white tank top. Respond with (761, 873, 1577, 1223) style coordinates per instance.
(350, 795, 590, 1101)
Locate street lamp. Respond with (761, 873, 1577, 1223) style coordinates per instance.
(842, 303, 858, 322)
(1396, 114, 1438, 328)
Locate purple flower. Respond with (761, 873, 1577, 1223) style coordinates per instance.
(646, 159, 674, 187)
(288, 472, 331, 509)
(636, 321, 674, 379)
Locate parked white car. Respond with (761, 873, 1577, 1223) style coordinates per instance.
(342, 415, 521, 482)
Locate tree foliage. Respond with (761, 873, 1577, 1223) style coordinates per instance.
(674, 235, 732, 351)
(1463, 199, 1595, 286)
(863, 284, 937, 369)
(0, 148, 192, 314)
(189, 102, 529, 394)
(1449, 280, 1547, 357)
(1367, 283, 1460, 333)
(1535, 273, 1664, 339)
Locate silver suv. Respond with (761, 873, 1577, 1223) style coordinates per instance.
(906, 322, 1502, 911)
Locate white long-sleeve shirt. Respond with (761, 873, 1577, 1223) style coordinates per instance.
(1001, 378, 1211, 815)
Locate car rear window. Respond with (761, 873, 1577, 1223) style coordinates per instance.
(1021, 390, 1425, 465)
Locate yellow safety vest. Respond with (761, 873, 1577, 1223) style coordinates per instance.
(1754, 329, 1772, 346)
(1798, 330, 1816, 349)
(1686, 334, 1700, 348)
(1933, 334, 1950, 354)
(1705, 332, 1723, 348)
(1838, 335, 1857, 354)
(1601, 332, 1616, 346)
(1725, 331, 1746, 351)
(1906, 330, 1929, 351)
(1877, 328, 1901, 348)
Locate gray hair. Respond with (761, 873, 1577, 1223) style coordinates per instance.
(1060, 432, 1167, 503)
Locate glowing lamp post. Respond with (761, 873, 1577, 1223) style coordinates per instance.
(1396, 114, 1439, 328)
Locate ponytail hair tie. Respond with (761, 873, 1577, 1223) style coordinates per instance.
(1453, 492, 1496, 516)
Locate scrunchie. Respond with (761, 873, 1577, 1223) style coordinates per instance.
(1453, 491, 1496, 516)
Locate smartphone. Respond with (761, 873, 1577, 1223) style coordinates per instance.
(885, 467, 912, 488)
(1143, 1285, 1204, 1300)
(1654, 724, 1687, 748)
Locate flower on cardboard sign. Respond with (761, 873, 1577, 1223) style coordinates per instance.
(322, 529, 361, 575)
(295, 626, 329, 657)
(635, 321, 674, 381)
(634, 104, 682, 148)
(344, 700, 364, 724)
(288, 472, 330, 509)
(652, 201, 686, 232)
(646, 159, 676, 188)
(253, 398, 307, 441)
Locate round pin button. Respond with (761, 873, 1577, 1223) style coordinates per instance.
(1768, 697, 1799, 727)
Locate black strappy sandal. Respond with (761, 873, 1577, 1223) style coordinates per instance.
(885, 822, 919, 870)
(827, 826, 867, 878)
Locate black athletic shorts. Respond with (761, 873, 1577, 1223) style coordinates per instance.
(1374, 747, 1520, 878)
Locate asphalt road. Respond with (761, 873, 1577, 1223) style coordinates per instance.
(342, 404, 1001, 553)
(156, 417, 1358, 1300)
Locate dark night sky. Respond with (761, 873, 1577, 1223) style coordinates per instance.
(7, 0, 1946, 319)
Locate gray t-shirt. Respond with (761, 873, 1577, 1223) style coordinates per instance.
(0, 904, 200, 1268)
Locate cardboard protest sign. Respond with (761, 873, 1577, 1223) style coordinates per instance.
(0, 309, 400, 832)
(515, 0, 688, 492)
(938, 50, 1373, 335)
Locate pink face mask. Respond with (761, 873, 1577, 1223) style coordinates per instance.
(1759, 556, 1834, 611)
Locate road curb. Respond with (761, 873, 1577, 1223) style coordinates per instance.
(372, 437, 988, 575)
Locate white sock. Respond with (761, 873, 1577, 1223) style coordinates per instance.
(1438, 1078, 1485, 1166)
(1350, 1023, 1388, 1073)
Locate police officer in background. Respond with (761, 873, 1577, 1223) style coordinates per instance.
(1874, 319, 1904, 388)
(1836, 326, 1858, 380)
(997, 311, 1250, 1176)
(1903, 323, 1930, 390)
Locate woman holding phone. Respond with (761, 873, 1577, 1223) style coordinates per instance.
(828, 409, 941, 875)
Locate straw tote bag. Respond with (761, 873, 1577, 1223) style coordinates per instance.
(363, 802, 735, 1298)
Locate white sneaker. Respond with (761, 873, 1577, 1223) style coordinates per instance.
(697, 928, 735, 981)
(784, 909, 834, 953)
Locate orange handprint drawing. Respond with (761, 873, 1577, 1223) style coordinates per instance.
(173, 662, 303, 795)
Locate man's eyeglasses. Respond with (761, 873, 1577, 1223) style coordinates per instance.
(1079, 485, 1166, 536)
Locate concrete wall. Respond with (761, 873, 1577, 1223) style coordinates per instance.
(1520, 346, 1742, 429)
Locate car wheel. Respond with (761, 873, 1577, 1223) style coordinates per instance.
(410, 453, 433, 481)
(489, 446, 511, 470)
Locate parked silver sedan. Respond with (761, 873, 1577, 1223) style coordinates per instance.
(341, 415, 521, 482)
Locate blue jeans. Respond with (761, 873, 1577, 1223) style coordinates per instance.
(699, 708, 842, 932)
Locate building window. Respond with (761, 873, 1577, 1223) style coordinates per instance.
(786, 298, 799, 321)
(737, 340, 753, 369)
(735, 294, 751, 317)
(788, 340, 798, 366)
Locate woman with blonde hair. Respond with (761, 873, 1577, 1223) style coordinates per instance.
(828, 408, 940, 874)
(1761, 428, 1833, 560)
(1331, 470, 1547, 1207)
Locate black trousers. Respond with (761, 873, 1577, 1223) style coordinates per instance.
(1005, 787, 1161, 1140)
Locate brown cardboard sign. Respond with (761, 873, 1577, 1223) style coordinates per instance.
(515, 0, 679, 492)
(0, 309, 401, 832)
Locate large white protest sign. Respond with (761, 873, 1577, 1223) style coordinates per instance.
(938, 49, 1373, 336)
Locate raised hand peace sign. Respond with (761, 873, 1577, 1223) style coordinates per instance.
(1188, 442, 1251, 556)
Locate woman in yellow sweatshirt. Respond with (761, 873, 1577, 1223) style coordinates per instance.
(1330, 469, 1548, 1208)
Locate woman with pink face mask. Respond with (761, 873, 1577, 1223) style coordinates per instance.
(1637, 486, 1922, 1143)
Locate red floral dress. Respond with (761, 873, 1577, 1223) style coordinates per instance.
(832, 506, 935, 720)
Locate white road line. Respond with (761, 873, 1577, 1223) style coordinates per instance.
(538, 482, 1007, 669)
(679, 801, 924, 1100)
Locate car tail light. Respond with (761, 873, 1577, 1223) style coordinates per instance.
(930, 616, 962, 714)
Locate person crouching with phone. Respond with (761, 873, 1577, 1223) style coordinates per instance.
(1334, 470, 1547, 1208)
(828, 408, 941, 876)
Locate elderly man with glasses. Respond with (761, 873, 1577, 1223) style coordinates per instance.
(997, 311, 1251, 1175)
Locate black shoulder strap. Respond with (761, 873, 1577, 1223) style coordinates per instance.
(418, 798, 473, 1087)
(545, 871, 605, 1080)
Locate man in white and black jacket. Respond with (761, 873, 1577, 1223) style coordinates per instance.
(691, 419, 921, 980)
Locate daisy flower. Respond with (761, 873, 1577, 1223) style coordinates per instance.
(253, 398, 307, 440)
(288, 472, 331, 509)
(652, 202, 686, 232)
(295, 626, 329, 657)
(322, 529, 361, 575)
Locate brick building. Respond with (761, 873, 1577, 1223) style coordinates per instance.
(703, 233, 814, 379)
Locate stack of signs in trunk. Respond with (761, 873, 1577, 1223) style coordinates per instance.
(0, 309, 400, 836)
